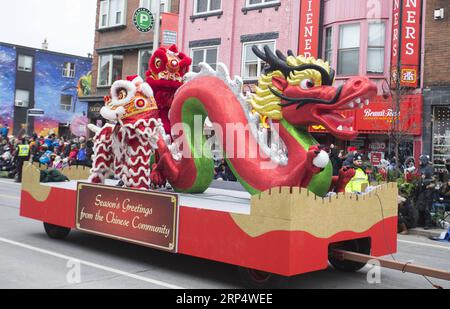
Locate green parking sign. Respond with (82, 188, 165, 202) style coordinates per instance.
(133, 8, 154, 33)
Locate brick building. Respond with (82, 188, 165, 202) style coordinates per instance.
(422, 0, 450, 172)
(80, 0, 180, 126)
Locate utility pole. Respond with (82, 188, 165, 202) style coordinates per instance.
(153, 0, 161, 53)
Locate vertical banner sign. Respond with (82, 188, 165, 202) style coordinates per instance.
(298, 0, 323, 58)
(391, 0, 422, 88)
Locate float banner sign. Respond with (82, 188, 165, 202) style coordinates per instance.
(76, 183, 179, 253)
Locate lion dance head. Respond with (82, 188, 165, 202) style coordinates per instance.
(101, 75, 158, 124)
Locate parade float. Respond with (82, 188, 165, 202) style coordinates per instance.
(20, 45, 403, 287)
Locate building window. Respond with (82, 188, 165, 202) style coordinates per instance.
(15, 89, 30, 108)
(140, 0, 171, 12)
(139, 49, 152, 79)
(367, 22, 386, 74)
(139, 0, 151, 9)
(191, 47, 218, 73)
(62, 62, 76, 78)
(242, 40, 275, 80)
(338, 23, 360, 76)
(99, 0, 126, 29)
(194, 0, 221, 15)
(17, 55, 33, 72)
(60, 95, 72, 112)
(245, 0, 279, 8)
(324, 27, 333, 66)
(432, 106, 450, 171)
(98, 54, 124, 87)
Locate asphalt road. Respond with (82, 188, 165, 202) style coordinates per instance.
(0, 178, 449, 289)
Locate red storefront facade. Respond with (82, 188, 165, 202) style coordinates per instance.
(298, 0, 425, 164)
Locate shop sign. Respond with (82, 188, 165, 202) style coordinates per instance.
(369, 142, 386, 151)
(370, 152, 384, 166)
(355, 95, 422, 136)
(88, 103, 103, 119)
(76, 183, 179, 253)
(133, 8, 155, 33)
(298, 0, 323, 58)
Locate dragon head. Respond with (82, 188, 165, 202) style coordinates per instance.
(145, 45, 192, 91)
(250, 46, 377, 140)
(101, 75, 157, 122)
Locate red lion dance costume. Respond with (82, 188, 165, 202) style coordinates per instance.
(146, 45, 192, 134)
(88, 75, 162, 190)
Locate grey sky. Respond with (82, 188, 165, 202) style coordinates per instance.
(0, 0, 97, 57)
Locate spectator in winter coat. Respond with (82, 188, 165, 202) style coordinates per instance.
(76, 144, 87, 166)
(68, 145, 78, 166)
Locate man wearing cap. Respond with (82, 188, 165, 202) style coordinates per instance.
(345, 153, 370, 193)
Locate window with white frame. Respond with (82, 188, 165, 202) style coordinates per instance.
(139, 0, 151, 9)
(99, 0, 126, 29)
(245, 0, 280, 7)
(194, 0, 221, 15)
(15, 89, 30, 107)
(60, 95, 72, 112)
(140, 0, 171, 12)
(139, 49, 152, 79)
(324, 27, 333, 67)
(367, 22, 386, 74)
(98, 54, 124, 87)
(338, 23, 360, 76)
(242, 41, 275, 80)
(17, 54, 33, 72)
(191, 47, 218, 73)
(62, 62, 76, 78)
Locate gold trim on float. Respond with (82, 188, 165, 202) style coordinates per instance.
(21, 163, 91, 202)
(230, 183, 398, 239)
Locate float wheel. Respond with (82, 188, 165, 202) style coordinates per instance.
(329, 238, 371, 272)
(237, 267, 288, 289)
(43, 223, 71, 240)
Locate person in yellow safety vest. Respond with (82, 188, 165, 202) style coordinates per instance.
(345, 153, 370, 193)
(15, 138, 30, 183)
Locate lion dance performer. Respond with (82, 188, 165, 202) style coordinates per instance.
(88, 75, 163, 190)
(145, 44, 192, 135)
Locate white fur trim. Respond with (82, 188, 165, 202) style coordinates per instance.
(88, 124, 101, 134)
(139, 82, 154, 98)
(313, 150, 330, 169)
(132, 76, 144, 84)
(100, 106, 119, 121)
(110, 80, 136, 107)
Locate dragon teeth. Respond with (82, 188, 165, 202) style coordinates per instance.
(348, 102, 355, 108)
(337, 125, 344, 131)
(365, 99, 370, 106)
(355, 98, 361, 104)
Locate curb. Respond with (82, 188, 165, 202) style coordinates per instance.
(407, 228, 446, 238)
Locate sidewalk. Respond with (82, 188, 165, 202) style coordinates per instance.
(408, 227, 447, 239)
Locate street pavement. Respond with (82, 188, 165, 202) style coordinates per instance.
(0, 178, 449, 289)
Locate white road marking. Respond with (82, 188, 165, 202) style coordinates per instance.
(0, 180, 21, 186)
(399, 239, 450, 251)
(0, 237, 184, 289)
(0, 194, 20, 200)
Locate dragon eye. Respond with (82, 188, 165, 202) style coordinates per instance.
(300, 79, 315, 90)
(155, 58, 162, 69)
